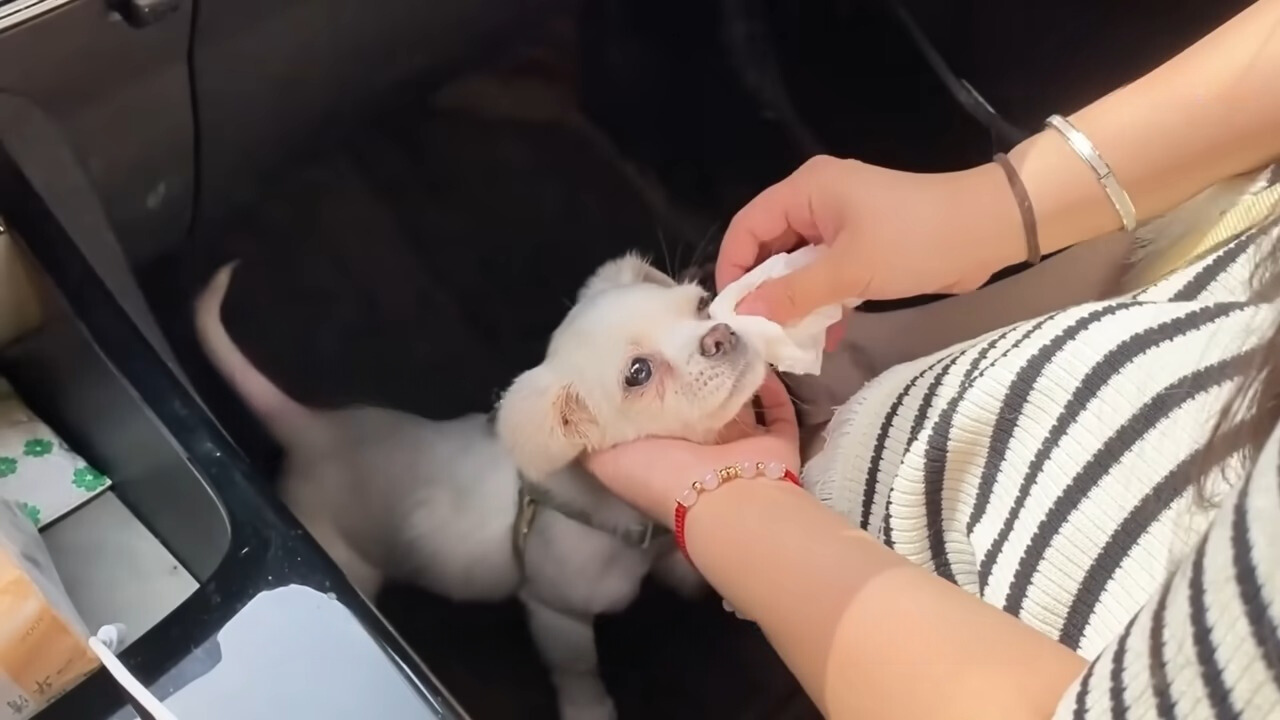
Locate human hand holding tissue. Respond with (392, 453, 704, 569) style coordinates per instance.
(716, 156, 1027, 329)
(709, 246, 859, 375)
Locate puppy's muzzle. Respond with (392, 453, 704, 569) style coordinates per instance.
(700, 323, 738, 357)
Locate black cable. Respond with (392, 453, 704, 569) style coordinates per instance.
(881, 0, 1030, 150)
(183, 0, 203, 239)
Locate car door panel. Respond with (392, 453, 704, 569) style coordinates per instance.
(191, 0, 575, 228)
(0, 0, 194, 262)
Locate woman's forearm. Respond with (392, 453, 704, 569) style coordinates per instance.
(968, 0, 1280, 268)
(683, 480, 1085, 719)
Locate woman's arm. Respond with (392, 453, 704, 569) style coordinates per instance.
(586, 376, 1084, 717)
(716, 0, 1280, 325)
(681, 479, 1086, 720)
(996, 0, 1280, 265)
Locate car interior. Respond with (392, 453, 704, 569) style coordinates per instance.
(0, 0, 1256, 717)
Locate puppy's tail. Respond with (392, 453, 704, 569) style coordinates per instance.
(194, 262, 317, 445)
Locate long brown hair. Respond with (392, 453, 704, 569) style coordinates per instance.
(1203, 211, 1280, 492)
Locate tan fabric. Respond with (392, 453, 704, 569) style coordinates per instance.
(0, 232, 42, 349)
(1122, 177, 1280, 291)
(1194, 181, 1280, 255)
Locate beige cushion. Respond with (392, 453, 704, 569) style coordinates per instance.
(0, 231, 41, 349)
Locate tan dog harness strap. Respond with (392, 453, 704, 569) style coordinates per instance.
(512, 479, 666, 566)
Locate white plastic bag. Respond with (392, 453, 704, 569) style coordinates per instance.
(0, 499, 98, 716)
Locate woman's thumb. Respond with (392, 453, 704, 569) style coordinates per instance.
(736, 259, 858, 324)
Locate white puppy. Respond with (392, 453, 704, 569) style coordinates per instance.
(194, 254, 768, 720)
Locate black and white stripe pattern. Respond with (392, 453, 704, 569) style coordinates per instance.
(806, 211, 1280, 718)
(1058, 423, 1280, 719)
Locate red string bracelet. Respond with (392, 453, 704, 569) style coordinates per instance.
(673, 462, 801, 558)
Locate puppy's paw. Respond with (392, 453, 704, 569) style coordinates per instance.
(560, 697, 617, 720)
(551, 669, 616, 720)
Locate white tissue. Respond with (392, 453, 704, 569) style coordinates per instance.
(708, 245, 860, 375)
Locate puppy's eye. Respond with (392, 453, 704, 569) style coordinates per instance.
(696, 293, 712, 316)
(624, 357, 653, 388)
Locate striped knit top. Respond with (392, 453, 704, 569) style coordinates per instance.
(803, 204, 1280, 717)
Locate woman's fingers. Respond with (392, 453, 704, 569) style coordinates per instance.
(715, 402, 763, 443)
(824, 321, 845, 352)
(716, 172, 820, 290)
(582, 376, 802, 524)
(717, 157, 859, 294)
(716, 227, 802, 292)
(735, 245, 863, 323)
(755, 373, 799, 442)
(580, 443, 625, 479)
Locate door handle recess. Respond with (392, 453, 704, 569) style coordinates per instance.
(109, 0, 180, 28)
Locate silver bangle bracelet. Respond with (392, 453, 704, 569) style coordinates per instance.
(1045, 114, 1138, 233)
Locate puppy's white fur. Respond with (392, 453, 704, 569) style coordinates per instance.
(195, 254, 766, 720)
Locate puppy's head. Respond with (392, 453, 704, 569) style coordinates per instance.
(496, 253, 767, 479)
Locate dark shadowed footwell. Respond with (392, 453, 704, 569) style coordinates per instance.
(139, 85, 819, 720)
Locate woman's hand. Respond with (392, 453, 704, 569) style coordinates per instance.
(583, 373, 800, 525)
(716, 156, 1026, 327)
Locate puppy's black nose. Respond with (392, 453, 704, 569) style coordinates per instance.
(700, 323, 737, 357)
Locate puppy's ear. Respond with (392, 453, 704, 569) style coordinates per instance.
(495, 365, 598, 479)
(578, 252, 676, 301)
